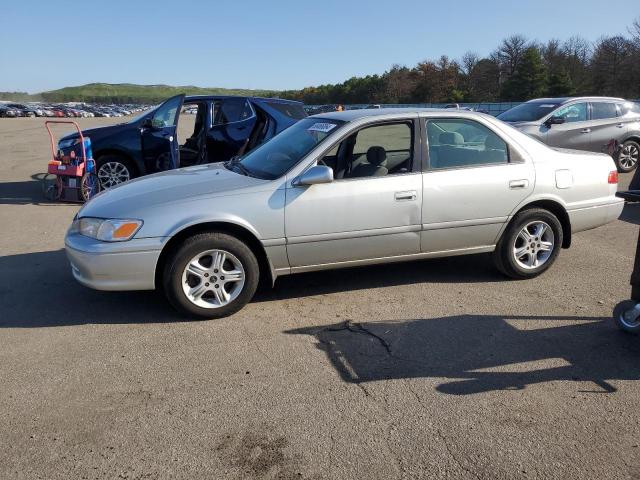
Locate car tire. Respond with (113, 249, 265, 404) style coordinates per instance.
(163, 232, 260, 319)
(616, 140, 640, 173)
(96, 155, 135, 189)
(613, 300, 640, 334)
(493, 208, 563, 280)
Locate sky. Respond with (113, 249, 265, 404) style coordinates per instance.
(1, 0, 638, 93)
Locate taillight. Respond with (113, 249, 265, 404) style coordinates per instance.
(608, 171, 618, 184)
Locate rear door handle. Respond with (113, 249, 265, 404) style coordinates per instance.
(616, 123, 625, 128)
(581, 128, 591, 134)
(395, 190, 417, 201)
(509, 179, 529, 189)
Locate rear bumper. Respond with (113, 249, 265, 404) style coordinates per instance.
(568, 198, 624, 233)
(65, 233, 166, 291)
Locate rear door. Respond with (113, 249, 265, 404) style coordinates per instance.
(206, 98, 257, 162)
(545, 102, 591, 151)
(589, 102, 624, 153)
(141, 94, 184, 173)
(422, 117, 535, 252)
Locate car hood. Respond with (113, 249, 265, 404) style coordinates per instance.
(79, 163, 268, 219)
(60, 122, 133, 142)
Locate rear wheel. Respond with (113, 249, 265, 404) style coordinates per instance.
(613, 300, 640, 334)
(615, 140, 639, 173)
(493, 208, 563, 279)
(96, 155, 134, 189)
(80, 172, 100, 201)
(163, 233, 259, 319)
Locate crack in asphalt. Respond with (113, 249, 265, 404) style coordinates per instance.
(322, 320, 394, 356)
(436, 428, 482, 480)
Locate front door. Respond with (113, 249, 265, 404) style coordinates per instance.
(545, 102, 592, 151)
(285, 120, 423, 268)
(206, 98, 257, 162)
(422, 117, 535, 252)
(141, 94, 184, 173)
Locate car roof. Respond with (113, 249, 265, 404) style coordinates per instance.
(313, 107, 491, 122)
(526, 96, 626, 104)
(184, 95, 302, 105)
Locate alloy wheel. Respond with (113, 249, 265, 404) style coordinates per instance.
(181, 249, 246, 309)
(512, 221, 555, 270)
(619, 144, 639, 170)
(97, 161, 130, 188)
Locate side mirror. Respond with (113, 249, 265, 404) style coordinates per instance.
(545, 116, 565, 127)
(293, 165, 334, 186)
(142, 117, 154, 128)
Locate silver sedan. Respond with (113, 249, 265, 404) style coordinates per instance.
(65, 109, 624, 318)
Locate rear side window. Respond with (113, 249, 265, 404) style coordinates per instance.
(265, 101, 308, 119)
(427, 119, 508, 170)
(213, 98, 253, 125)
(591, 102, 618, 120)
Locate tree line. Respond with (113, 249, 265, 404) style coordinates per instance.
(280, 18, 640, 105)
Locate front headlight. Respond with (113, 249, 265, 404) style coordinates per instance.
(71, 217, 143, 242)
(58, 137, 80, 149)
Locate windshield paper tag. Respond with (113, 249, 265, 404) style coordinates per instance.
(308, 122, 337, 133)
(539, 104, 556, 108)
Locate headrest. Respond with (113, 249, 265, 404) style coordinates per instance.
(484, 134, 505, 150)
(439, 131, 464, 145)
(366, 146, 387, 166)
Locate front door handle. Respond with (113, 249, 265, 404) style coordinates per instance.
(395, 190, 417, 201)
(616, 123, 625, 128)
(581, 128, 591, 134)
(509, 179, 529, 189)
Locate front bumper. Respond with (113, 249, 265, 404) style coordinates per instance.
(65, 232, 166, 291)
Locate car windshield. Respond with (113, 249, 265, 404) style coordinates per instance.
(234, 118, 344, 180)
(498, 102, 560, 122)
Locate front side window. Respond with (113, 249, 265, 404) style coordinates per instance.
(320, 122, 414, 179)
(591, 102, 618, 120)
(213, 98, 253, 125)
(553, 103, 587, 123)
(427, 119, 509, 169)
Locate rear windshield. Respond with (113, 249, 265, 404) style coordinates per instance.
(498, 102, 560, 122)
(265, 101, 308, 119)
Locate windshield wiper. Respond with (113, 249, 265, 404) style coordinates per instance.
(224, 156, 253, 177)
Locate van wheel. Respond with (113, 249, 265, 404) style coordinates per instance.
(616, 140, 639, 173)
(493, 208, 563, 279)
(96, 155, 134, 189)
(163, 233, 259, 319)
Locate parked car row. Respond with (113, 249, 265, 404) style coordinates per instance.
(0, 102, 148, 118)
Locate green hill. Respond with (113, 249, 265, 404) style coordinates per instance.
(1, 83, 281, 104)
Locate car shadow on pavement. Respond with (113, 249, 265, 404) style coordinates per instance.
(0, 249, 178, 328)
(285, 315, 640, 395)
(0, 174, 66, 206)
(255, 253, 502, 302)
(1, 249, 503, 328)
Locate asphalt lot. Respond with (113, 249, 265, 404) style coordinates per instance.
(1, 117, 640, 479)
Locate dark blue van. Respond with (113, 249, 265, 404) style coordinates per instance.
(58, 95, 307, 188)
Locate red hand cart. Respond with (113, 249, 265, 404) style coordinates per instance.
(42, 120, 100, 202)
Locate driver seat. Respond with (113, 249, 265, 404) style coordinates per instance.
(348, 146, 388, 178)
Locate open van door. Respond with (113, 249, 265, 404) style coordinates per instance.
(141, 94, 185, 173)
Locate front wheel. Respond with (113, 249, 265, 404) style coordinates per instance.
(80, 172, 101, 201)
(613, 300, 640, 334)
(96, 155, 134, 189)
(163, 233, 260, 319)
(493, 208, 563, 279)
(615, 140, 639, 173)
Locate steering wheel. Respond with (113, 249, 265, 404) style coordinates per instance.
(317, 158, 327, 167)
